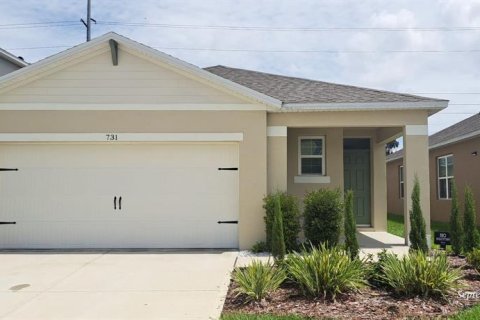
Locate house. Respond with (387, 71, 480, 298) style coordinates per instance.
(0, 48, 28, 76)
(387, 113, 480, 223)
(0, 32, 448, 249)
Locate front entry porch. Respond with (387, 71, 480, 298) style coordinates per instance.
(358, 231, 409, 258)
(266, 119, 431, 247)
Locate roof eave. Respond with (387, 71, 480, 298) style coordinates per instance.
(0, 50, 29, 67)
(278, 100, 448, 114)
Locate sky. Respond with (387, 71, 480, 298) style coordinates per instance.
(0, 0, 479, 135)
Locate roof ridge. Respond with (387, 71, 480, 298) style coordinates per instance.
(204, 65, 448, 103)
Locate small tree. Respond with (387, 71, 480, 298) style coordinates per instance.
(463, 186, 479, 253)
(344, 190, 359, 259)
(263, 192, 300, 251)
(271, 195, 286, 261)
(409, 176, 428, 253)
(304, 188, 343, 248)
(449, 180, 463, 255)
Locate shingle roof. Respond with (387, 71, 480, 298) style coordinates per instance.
(387, 113, 480, 161)
(429, 112, 480, 147)
(204, 65, 447, 105)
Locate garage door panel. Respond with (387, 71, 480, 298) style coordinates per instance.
(0, 143, 239, 249)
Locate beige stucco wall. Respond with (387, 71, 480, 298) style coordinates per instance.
(268, 110, 429, 127)
(267, 135, 288, 192)
(287, 127, 344, 196)
(0, 110, 267, 250)
(387, 158, 404, 216)
(266, 126, 388, 231)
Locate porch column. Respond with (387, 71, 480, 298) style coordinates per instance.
(372, 141, 387, 231)
(403, 125, 431, 247)
(267, 126, 288, 193)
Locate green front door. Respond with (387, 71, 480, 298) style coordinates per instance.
(343, 139, 371, 226)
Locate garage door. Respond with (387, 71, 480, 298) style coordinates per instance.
(0, 143, 239, 249)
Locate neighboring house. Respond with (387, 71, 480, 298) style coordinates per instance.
(0, 48, 28, 76)
(387, 113, 480, 223)
(0, 32, 447, 249)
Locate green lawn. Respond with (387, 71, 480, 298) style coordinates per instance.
(450, 305, 480, 319)
(387, 213, 451, 247)
(222, 314, 316, 320)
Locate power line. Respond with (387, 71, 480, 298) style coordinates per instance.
(96, 21, 480, 32)
(6, 45, 480, 54)
(0, 21, 77, 26)
(2, 20, 480, 32)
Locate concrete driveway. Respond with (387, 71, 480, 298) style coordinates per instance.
(0, 250, 237, 320)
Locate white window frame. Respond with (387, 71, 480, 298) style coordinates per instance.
(399, 165, 404, 199)
(298, 136, 325, 176)
(437, 154, 454, 200)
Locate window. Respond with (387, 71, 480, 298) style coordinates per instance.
(399, 165, 404, 199)
(437, 155, 454, 200)
(298, 136, 325, 175)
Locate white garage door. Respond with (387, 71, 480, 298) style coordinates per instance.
(0, 143, 239, 249)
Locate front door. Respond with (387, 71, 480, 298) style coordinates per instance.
(343, 138, 371, 226)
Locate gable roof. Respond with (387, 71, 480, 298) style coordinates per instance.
(0, 33, 281, 109)
(0, 48, 28, 68)
(387, 112, 480, 162)
(205, 65, 448, 113)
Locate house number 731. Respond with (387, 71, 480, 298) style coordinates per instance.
(106, 134, 118, 141)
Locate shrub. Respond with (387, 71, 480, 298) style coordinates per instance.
(263, 192, 301, 251)
(463, 186, 479, 253)
(409, 177, 428, 253)
(303, 188, 343, 247)
(271, 195, 286, 261)
(450, 180, 463, 255)
(467, 248, 480, 272)
(367, 249, 394, 287)
(379, 251, 463, 298)
(232, 260, 286, 302)
(251, 241, 269, 253)
(285, 244, 366, 300)
(344, 190, 359, 259)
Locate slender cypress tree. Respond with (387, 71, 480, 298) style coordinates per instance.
(409, 176, 428, 253)
(449, 180, 463, 255)
(271, 195, 286, 261)
(344, 190, 359, 259)
(463, 186, 479, 252)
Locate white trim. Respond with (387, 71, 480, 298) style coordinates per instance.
(0, 48, 29, 67)
(281, 100, 448, 113)
(0, 133, 244, 142)
(399, 165, 404, 199)
(267, 126, 287, 137)
(298, 136, 325, 176)
(0, 33, 281, 109)
(294, 175, 331, 184)
(0, 103, 266, 111)
(430, 130, 480, 150)
(437, 154, 454, 200)
(405, 125, 428, 136)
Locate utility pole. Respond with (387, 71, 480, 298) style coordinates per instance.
(81, 0, 96, 41)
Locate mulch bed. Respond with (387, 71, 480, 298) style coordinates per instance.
(222, 255, 480, 319)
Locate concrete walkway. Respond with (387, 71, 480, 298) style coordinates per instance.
(236, 232, 409, 267)
(358, 231, 409, 259)
(0, 250, 237, 320)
